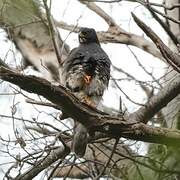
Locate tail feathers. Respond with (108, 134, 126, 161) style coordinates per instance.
(72, 123, 88, 157)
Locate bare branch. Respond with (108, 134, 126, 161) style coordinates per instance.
(1, 67, 180, 147)
(26, 99, 61, 110)
(94, 139, 119, 179)
(0, 58, 10, 68)
(14, 146, 70, 180)
(146, 1, 179, 46)
(129, 73, 180, 124)
(132, 13, 180, 73)
(55, 21, 163, 60)
(42, 0, 62, 65)
(79, 0, 117, 26)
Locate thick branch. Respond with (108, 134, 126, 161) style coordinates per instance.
(132, 13, 180, 73)
(79, 0, 117, 26)
(129, 73, 180, 124)
(1, 67, 180, 147)
(55, 21, 163, 61)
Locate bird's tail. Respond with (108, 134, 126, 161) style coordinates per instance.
(72, 122, 88, 157)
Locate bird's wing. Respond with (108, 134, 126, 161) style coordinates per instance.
(61, 48, 88, 92)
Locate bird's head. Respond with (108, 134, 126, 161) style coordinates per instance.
(78, 28, 100, 44)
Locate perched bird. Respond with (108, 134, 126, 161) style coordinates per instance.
(61, 27, 111, 157)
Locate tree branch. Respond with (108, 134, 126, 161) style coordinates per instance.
(42, 0, 63, 65)
(146, 1, 179, 46)
(132, 13, 180, 73)
(79, 0, 117, 26)
(1, 67, 180, 147)
(56, 20, 163, 60)
(14, 146, 70, 180)
(0, 58, 10, 68)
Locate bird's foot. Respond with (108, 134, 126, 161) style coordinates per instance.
(84, 75, 92, 84)
(82, 96, 95, 107)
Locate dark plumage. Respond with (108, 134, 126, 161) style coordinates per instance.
(61, 27, 111, 157)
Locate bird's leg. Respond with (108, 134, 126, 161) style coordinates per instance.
(82, 96, 96, 107)
(84, 74, 92, 84)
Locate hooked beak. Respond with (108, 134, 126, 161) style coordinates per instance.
(79, 32, 86, 38)
(79, 32, 86, 43)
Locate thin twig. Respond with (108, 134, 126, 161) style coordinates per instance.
(26, 99, 61, 110)
(79, 0, 117, 26)
(94, 138, 119, 179)
(132, 13, 180, 73)
(146, 0, 179, 46)
(42, 0, 62, 65)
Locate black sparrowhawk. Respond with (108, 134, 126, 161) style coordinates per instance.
(61, 27, 111, 157)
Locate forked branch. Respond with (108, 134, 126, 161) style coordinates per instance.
(132, 13, 180, 73)
(1, 67, 180, 147)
